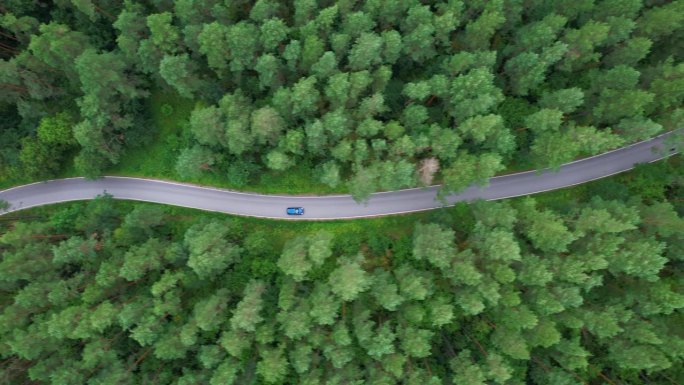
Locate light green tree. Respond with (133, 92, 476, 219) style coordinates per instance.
(231, 280, 266, 332)
(257, 346, 289, 384)
(184, 220, 242, 279)
(159, 53, 204, 98)
(412, 223, 455, 270)
(328, 255, 372, 301)
(175, 145, 217, 179)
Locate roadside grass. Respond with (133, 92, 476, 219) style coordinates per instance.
(524, 181, 588, 211)
(0, 149, 79, 191)
(107, 91, 196, 179)
(172, 206, 431, 248)
(171, 159, 343, 195)
(1, 174, 32, 191)
(254, 160, 342, 195)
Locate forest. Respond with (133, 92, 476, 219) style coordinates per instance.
(1, 0, 683, 198)
(1, 149, 683, 384)
(1, 0, 684, 384)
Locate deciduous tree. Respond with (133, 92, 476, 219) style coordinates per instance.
(36, 112, 75, 145)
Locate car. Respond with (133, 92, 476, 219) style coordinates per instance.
(287, 207, 305, 215)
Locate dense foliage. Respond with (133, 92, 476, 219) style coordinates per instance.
(2, 1, 684, 198)
(1, 157, 683, 384)
(2, 2, 684, 384)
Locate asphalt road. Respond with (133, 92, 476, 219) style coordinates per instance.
(0, 131, 679, 220)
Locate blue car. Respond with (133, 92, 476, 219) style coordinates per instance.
(287, 207, 305, 215)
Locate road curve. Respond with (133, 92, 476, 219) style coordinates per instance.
(0, 131, 680, 220)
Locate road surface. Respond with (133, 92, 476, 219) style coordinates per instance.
(0, 131, 679, 220)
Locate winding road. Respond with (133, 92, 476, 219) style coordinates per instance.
(0, 131, 680, 220)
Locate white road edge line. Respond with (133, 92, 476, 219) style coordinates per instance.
(1, 153, 675, 220)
